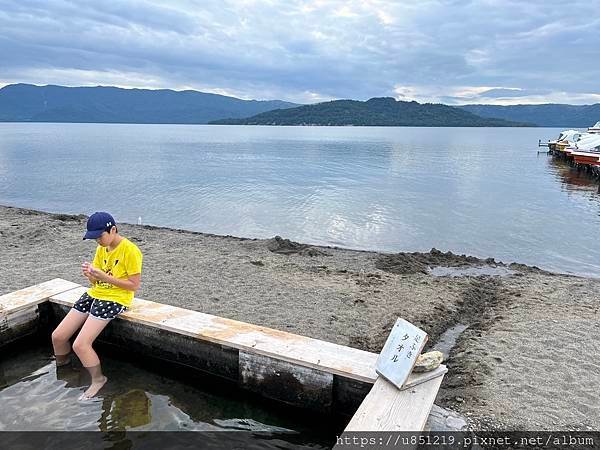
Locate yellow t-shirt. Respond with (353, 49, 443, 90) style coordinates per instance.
(87, 238, 143, 307)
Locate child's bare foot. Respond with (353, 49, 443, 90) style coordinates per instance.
(79, 376, 107, 400)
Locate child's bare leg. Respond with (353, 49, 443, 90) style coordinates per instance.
(51, 309, 89, 365)
(73, 316, 111, 399)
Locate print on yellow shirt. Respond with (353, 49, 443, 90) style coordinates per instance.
(87, 238, 142, 307)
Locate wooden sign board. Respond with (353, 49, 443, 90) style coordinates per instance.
(375, 318, 428, 390)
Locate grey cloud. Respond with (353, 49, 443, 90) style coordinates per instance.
(4, 0, 200, 34)
(478, 88, 551, 98)
(0, 0, 598, 103)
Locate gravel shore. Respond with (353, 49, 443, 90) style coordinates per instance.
(1, 205, 599, 431)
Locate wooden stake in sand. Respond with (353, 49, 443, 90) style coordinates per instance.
(375, 318, 428, 390)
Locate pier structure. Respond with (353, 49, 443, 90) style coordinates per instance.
(542, 141, 600, 180)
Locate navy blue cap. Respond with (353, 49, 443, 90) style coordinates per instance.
(83, 212, 116, 240)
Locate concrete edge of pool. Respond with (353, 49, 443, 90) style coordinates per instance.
(0, 278, 447, 432)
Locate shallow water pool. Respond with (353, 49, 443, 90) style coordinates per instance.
(0, 341, 340, 447)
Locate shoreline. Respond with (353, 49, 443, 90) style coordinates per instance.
(1, 204, 599, 431)
(1, 200, 592, 279)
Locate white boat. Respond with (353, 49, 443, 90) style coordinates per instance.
(569, 134, 600, 165)
(570, 150, 600, 166)
(587, 121, 600, 133)
(575, 133, 600, 151)
(546, 129, 583, 151)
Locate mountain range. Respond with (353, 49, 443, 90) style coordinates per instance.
(458, 104, 600, 128)
(1, 84, 599, 127)
(0, 84, 298, 124)
(210, 97, 528, 127)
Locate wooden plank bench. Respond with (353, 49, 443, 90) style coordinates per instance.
(0, 279, 81, 347)
(340, 318, 448, 432)
(2, 279, 447, 429)
(342, 373, 446, 431)
(50, 282, 445, 388)
(0, 278, 80, 315)
(51, 281, 447, 430)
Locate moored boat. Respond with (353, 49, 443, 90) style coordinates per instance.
(569, 134, 600, 165)
(587, 121, 600, 133)
(545, 129, 583, 151)
(570, 151, 600, 166)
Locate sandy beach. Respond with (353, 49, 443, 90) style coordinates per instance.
(1, 204, 599, 431)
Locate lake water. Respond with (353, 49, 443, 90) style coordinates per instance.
(1, 123, 599, 277)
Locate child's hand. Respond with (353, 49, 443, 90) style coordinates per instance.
(87, 265, 106, 281)
(81, 262, 102, 281)
(82, 261, 92, 276)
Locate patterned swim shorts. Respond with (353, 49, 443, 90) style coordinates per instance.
(73, 292, 128, 321)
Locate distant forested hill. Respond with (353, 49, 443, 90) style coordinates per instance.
(459, 104, 600, 127)
(0, 84, 298, 124)
(210, 97, 530, 127)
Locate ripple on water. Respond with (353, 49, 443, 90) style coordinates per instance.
(0, 343, 336, 447)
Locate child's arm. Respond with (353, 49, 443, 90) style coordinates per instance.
(84, 266, 141, 292)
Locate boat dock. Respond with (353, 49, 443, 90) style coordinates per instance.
(547, 145, 600, 180)
(541, 127, 600, 181)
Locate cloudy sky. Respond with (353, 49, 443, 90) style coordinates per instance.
(1, 0, 599, 105)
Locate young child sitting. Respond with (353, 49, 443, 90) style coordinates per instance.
(51, 212, 142, 399)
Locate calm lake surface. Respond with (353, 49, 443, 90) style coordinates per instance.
(1, 123, 599, 277)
